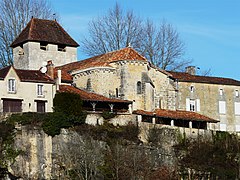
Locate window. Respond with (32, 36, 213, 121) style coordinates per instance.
(8, 79, 16, 93)
(235, 90, 239, 97)
(58, 44, 66, 52)
(236, 125, 240, 132)
(190, 85, 194, 92)
(137, 81, 142, 94)
(40, 42, 48, 50)
(220, 124, 227, 131)
(37, 84, 43, 96)
(190, 99, 195, 111)
(219, 89, 223, 96)
(219, 101, 226, 114)
(235, 102, 240, 115)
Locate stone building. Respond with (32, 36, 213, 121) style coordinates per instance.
(170, 67, 240, 132)
(5, 17, 240, 131)
(57, 47, 218, 129)
(11, 18, 79, 70)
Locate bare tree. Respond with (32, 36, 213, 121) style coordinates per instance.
(81, 4, 190, 71)
(0, 0, 57, 67)
(81, 3, 144, 56)
(142, 20, 191, 71)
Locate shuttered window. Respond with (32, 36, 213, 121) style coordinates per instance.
(219, 101, 226, 114)
(235, 102, 240, 115)
(220, 124, 227, 131)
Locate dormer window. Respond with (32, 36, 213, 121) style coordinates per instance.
(58, 44, 66, 52)
(40, 42, 48, 51)
(8, 79, 16, 93)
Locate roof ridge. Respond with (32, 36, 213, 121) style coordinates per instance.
(28, 18, 34, 40)
(170, 70, 239, 81)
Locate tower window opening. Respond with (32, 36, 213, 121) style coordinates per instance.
(40, 42, 48, 51)
(58, 44, 66, 52)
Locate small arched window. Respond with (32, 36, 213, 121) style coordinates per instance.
(190, 85, 194, 92)
(236, 90, 239, 97)
(137, 81, 142, 94)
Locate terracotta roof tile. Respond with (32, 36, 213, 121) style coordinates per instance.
(0, 66, 11, 80)
(57, 47, 147, 72)
(58, 85, 132, 104)
(133, 109, 218, 123)
(169, 71, 240, 86)
(0, 66, 54, 83)
(11, 18, 79, 47)
(16, 69, 54, 83)
(54, 69, 73, 83)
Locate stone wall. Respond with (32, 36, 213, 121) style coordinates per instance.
(72, 60, 177, 112)
(13, 42, 77, 70)
(6, 119, 217, 179)
(177, 81, 240, 132)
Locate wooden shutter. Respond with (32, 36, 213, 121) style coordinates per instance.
(186, 98, 190, 111)
(196, 99, 200, 112)
(3, 99, 22, 112)
(235, 102, 240, 115)
(219, 101, 226, 114)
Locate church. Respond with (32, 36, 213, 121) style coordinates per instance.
(1, 18, 240, 132)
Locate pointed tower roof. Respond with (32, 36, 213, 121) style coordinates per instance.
(11, 18, 79, 48)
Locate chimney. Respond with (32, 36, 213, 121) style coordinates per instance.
(185, 66, 196, 75)
(57, 69, 61, 90)
(46, 60, 54, 79)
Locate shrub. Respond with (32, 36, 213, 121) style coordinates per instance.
(102, 111, 116, 120)
(53, 92, 84, 116)
(8, 112, 46, 126)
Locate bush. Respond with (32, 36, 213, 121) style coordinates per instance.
(53, 92, 84, 116)
(102, 111, 116, 120)
(8, 112, 46, 126)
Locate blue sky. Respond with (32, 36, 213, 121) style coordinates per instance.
(51, 0, 240, 80)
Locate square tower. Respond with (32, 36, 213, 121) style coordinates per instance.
(11, 18, 79, 70)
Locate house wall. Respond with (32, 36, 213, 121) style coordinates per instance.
(177, 81, 240, 132)
(13, 42, 77, 70)
(0, 68, 55, 112)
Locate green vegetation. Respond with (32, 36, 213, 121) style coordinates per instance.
(53, 92, 84, 117)
(74, 121, 140, 145)
(101, 111, 116, 120)
(8, 92, 86, 137)
(175, 131, 240, 179)
(0, 121, 21, 177)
